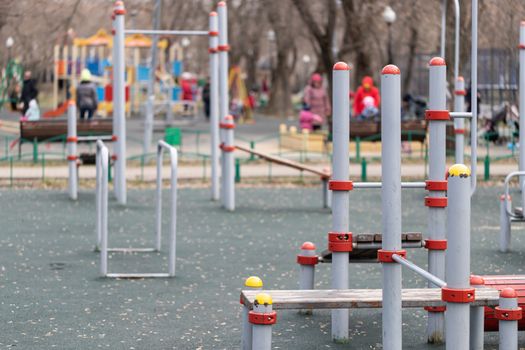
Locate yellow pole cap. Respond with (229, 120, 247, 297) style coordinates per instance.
(254, 293, 273, 306)
(448, 164, 471, 178)
(245, 276, 263, 288)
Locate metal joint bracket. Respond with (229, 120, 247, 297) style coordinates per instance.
(425, 180, 448, 191)
(424, 239, 447, 250)
(328, 232, 353, 252)
(248, 311, 277, 325)
(494, 307, 522, 321)
(441, 287, 475, 303)
(328, 180, 353, 191)
(297, 255, 319, 265)
(425, 196, 447, 207)
(67, 136, 78, 143)
(425, 110, 450, 121)
(377, 249, 407, 263)
(219, 122, 235, 129)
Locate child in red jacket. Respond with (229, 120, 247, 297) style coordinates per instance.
(353, 76, 380, 118)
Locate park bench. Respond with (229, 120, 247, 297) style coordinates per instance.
(320, 232, 423, 262)
(481, 275, 525, 331)
(19, 118, 113, 159)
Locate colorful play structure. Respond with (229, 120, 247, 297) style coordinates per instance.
(0, 58, 23, 111)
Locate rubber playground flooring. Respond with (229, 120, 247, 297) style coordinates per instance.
(1, 187, 525, 349)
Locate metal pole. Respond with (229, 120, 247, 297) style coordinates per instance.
(497, 288, 521, 350)
(329, 62, 351, 343)
(470, 275, 485, 350)
(250, 293, 276, 350)
(67, 101, 78, 200)
(218, 1, 229, 207)
(297, 242, 318, 315)
(392, 254, 445, 288)
(379, 64, 402, 350)
(96, 141, 101, 251)
(440, 0, 447, 58)
(98, 142, 109, 276)
(519, 23, 525, 201)
(209, 12, 220, 201)
(143, 0, 161, 155)
(454, 77, 466, 163)
(499, 194, 512, 252)
(124, 29, 208, 36)
(426, 57, 447, 343)
(470, 0, 478, 195)
(241, 276, 263, 350)
(113, 1, 127, 205)
(155, 143, 163, 252)
(223, 115, 235, 211)
(444, 164, 472, 350)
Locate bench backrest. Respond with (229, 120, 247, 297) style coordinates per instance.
(21, 118, 113, 141)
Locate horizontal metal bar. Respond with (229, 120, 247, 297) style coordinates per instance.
(392, 254, 446, 287)
(78, 135, 113, 142)
(352, 182, 426, 189)
(450, 112, 472, 119)
(107, 247, 157, 253)
(105, 273, 172, 278)
(353, 242, 424, 249)
(124, 29, 208, 36)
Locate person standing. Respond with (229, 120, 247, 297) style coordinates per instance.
(20, 71, 38, 115)
(76, 69, 98, 121)
(202, 78, 211, 120)
(353, 76, 380, 118)
(303, 73, 331, 130)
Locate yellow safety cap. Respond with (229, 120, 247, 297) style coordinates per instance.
(254, 293, 273, 306)
(245, 276, 263, 288)
(448, 164, 471, 178)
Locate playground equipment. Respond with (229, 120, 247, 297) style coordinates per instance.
(500, 22, 525, 251)
(97, 139, 178, 278)
(0, 58, 23, 110)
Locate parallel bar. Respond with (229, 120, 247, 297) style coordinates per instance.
(106, 273, 172, 278)
(450, 112, 472, 118)
(353, 182, 426, 189)
(392, 254, 446, 288)
(209, 12, 220, 201)
(124, 29, 208, 36)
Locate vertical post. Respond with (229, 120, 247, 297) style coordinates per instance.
(209, 11, 220, 201)
(361, 158, 367, 182)
(321, 178, 329, 209)
(33, 138, 38, 163)
(168, 147, 178, 277)
(454, 77, 466, 163)
(355, 137, 360, 161)
(496, 288, 521, 350)
(99, 143, 109, 276)
(155, 144, 164, 252)
(67, 101, 78, 200)
(329, 62, 351, 343)
(222, 115, 235, 211)
(218, 1, 229, 206)
(113, 1, 127, 205)
(297, 242, 318, 315)
(235, 158, 241, 183)
(378, 65, 402, 350)
(250, 293, 276, 350)
(500, 194, 512, 253)
(484, 154, 490, 181)
(470, 0, 478, 194)
(444, 164, 473, 350)
(440, 0, 446, 58)
(425, 57, 448, 343)
(241, 276, 263, 350)
(518, 21, 525, 200)
(469, 275, 485, 350)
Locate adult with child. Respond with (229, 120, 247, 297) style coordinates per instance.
(20, 71, 38, 115)
(303, 73, 331, 130)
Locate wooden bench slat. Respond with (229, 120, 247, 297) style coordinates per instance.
(241, 288, 499, 310)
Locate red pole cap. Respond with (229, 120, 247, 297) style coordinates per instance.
(500, 194, 511, 201)
(470, 275, 485, 285)
(301, 242, 316, 250)
(429, 57, 446, 66)
(218, 1, 226, 7)
(333, 62, 350, 71)
(210, 11, 218, 16)
(114, 0, 124, 6)
(381, 64, 400, 75)
(500, 287, 518, 299)
(68, 100, 76, 106)
(457, 76, 464, 82)
(521, 21, 525, 27)
(225, 115, 234, 121)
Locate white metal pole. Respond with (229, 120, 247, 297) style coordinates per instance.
(209, 12, 220, 201)
(218, 1, 229, 206)
(241, 276, 263, 350)
(329, 62, 351, 343)
(155, 143, 164, 251)
(168, 146, 178, 277)
(113, 1, 127, 205)
(440, 0, 447, 58)
(470, 0, 478, 195)
(379, 64, 403, 350)
(444, 164, 472, 350)
(250, 293, 276, 350)
(469, 275, 485, 350)
(454, 77, 466, 163)
(222, 115, 235, 211)
(67, 101, 78, 200)
(98, 142, 109, 276)
(499, 194, 512, 252)
(497, 288, 521, 350)
(519, 23, 525, 201)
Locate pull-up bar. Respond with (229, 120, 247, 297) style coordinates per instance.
(391, 254, 446, 288)
(124, 29, 208, 36)
(450, 112, 472, 119)
(353, 182, 426, 189)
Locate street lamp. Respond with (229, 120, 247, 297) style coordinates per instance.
(382, 5, 396, 64)
(6, 36, 14, 63)
(302, 54, 311, 86)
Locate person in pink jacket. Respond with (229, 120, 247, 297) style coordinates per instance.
(303, 73, 331, 129)
(299, 103, 323, 131)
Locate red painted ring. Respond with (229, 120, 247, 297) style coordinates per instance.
(424, 239, 447, 250)
(454, 90, 466, 96)
(249, 311, 277, 325)
(67, 137, 78, 143)
(67, 155, 77, 161)
(218, 45, 230, 52)
(111, 155, 118, 161)
(328, 232, 353, 252)
(209, 31, 219, 36)
(425, 197, 448, 208)
(328, 180, 353, 191)
(494, 307, 522, 321)
(441, 287, 475, 303)
(297, 255, 319, 265)
(111, 135, 118, 142)
(220, 145, 235, 153)
(454, 129, 465, 135)
(425, 180, 448, 191)
(219, 122, 235, 129)
(377, 249, 406, 263)
(424, 306, 446, 312)
(114, 9, 126, 15)
(425, 110, 450, 121)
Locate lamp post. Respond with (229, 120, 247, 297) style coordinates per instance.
(6, 36, 14, 63)
(382, 6, 396, 65)
(302, 54, 311, 87)
(267, 30, 275, 71)
(181, 37, 190, 71)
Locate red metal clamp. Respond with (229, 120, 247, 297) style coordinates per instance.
(297, 255, 319, 265)
(454, 90, 466, 96)
(220, 144, 235, 153)
(114, 8, 126, 15)
(219, 122, 235, 129)
(441, 287, 475, 303)
(454, 129, 465, 134)
(218, 45, 230, 52)
(209, 31, 219, 36)
(425, 196, 447, 208)
(111, 135, 118, 142)
(424, 239, 447, 250)
(249, 311, 277, 325)
(208, 48, 218, 54)
(424, 306, 446, 312)
(111, 155, 118, 161)
(67, 155, 77, 161)
(377, 249, 406, 263)
(494, 307, 522, 321)
(328, 180, 353, 191)
(425, 110, 450, 121)
(328, 232, 353, 252)
(66, 136, 78, 143)
(518, 44, 525, 49)
(425, 180, 447, 191)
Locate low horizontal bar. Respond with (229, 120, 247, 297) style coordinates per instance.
(392, 254, 446, 287)
(450, 112, 472, 119)
(107, 247, 157, 253)
(354, 242, 424, 250)
(124, 29, 208, 36)
(105, 273, 173, 279)
(352, 182, 426, 189)
(78, 135, 113, 142)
